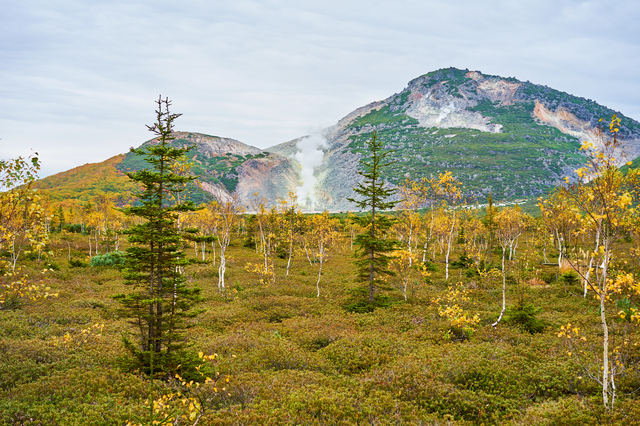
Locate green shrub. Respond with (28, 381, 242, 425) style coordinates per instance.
(0, 295, 23, 310)
(90, 251, 125, 267)
(443, 326, 473, 342)
(504, 299, 545, 333)
(465, 268, 479, 278)
(422, 260, 438, 272)
(266, 308, 293, 323)
(540, 270, 557, 284)
(69, 258, 87, 268)
(44, 261, 60, 271)
(242, 236, 255, 249)
(117, 340, 211, 380)
(275, 245, 288, 259)
(560, 271, 579, 287)
(319, 336, 402, 375)
(63, 224, 84, 233)
(450, 254, 472, 269)
(343, 297, 394, 313)
(343, 288, 396, 313)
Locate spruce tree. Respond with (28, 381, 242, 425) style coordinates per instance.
(114, 96, 201, 373)
(347, 131, 398, 303)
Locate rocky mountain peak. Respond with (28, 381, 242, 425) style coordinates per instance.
(35, 68, 640, 211)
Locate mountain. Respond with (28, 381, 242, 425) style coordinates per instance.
(35, 132, 298, 206)
(36, 68, 640, 210)
(268, 67, 640, 210)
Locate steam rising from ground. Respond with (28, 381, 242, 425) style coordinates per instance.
(294, 134, 326, 210)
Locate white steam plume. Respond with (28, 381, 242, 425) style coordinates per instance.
(294, 134, 326, 210)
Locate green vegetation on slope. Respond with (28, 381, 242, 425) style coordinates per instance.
(350, 105, 419, 128)
(622, 156, 640, 174)
(346, 100, 583, 200)
(117, 134, 269, 204)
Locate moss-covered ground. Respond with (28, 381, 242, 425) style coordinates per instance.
(1, 229, 639, 425)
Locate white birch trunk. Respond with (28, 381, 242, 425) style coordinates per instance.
(556, 230, 563, 269)
(492, 246, 507, 327)
(600, 250, 610, 409)
(584, 227, 600, 298)
(316, 257, 323, 298)
(444, 211, 456, 281)
(303, 241, 313, 265)
(218, 251, 226, 292)
(286, 239, 293, 277)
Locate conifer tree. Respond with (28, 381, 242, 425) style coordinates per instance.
(114, 96, 201, 373)
(347, 132, 398, 303)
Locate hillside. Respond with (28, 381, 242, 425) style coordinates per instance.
(33, 154, 140, 205)
(36, 68, 640, 210)
(270, 68, 640, 210)
(36, 132, 298, 207)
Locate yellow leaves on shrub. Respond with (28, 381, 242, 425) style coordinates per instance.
(609, 273, 640, 324)
(432, 282, 480, 333)
(129, 352, 231, 426)
(52, 323, 104, 348)
(0, 269, 59, 307)
(244, 262, 275, 285)
(557, 323, 586, 341)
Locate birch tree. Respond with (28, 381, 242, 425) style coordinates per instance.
(390, 249, 419, 301)
(394, 181, 424, 267)
(550, 115, 640, 409)
(433, 172, 463, 280)
(246, 194, 278, 285)
(491, 206, 525, 327)
(539, 189, 580, 269)
(210, 198, 241, 292)
(0, 153, 49, 273)
(463, 214, 488, 270)
(279, 192, 301, 277)
(345, 212, 364, 252)
(308, 212, 340, 297)
(399, 177, 436, 263)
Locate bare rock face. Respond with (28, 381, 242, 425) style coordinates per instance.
(406, 90, 502, 133)
(143, 131, 261, 156)
(180, 136, 298, 208)
(199, 181, 235, 203)
(119, 131, 297, 208)
(401, 72, 501, 133)
(235, 154, 298, 206)
(266, 137, 306, 158)
(475, 76, 521, 105)
(179, 133, 262, 156)
(532, 101, 640, 164)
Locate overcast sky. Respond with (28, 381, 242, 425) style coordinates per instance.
(2, 0, 639, 178)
